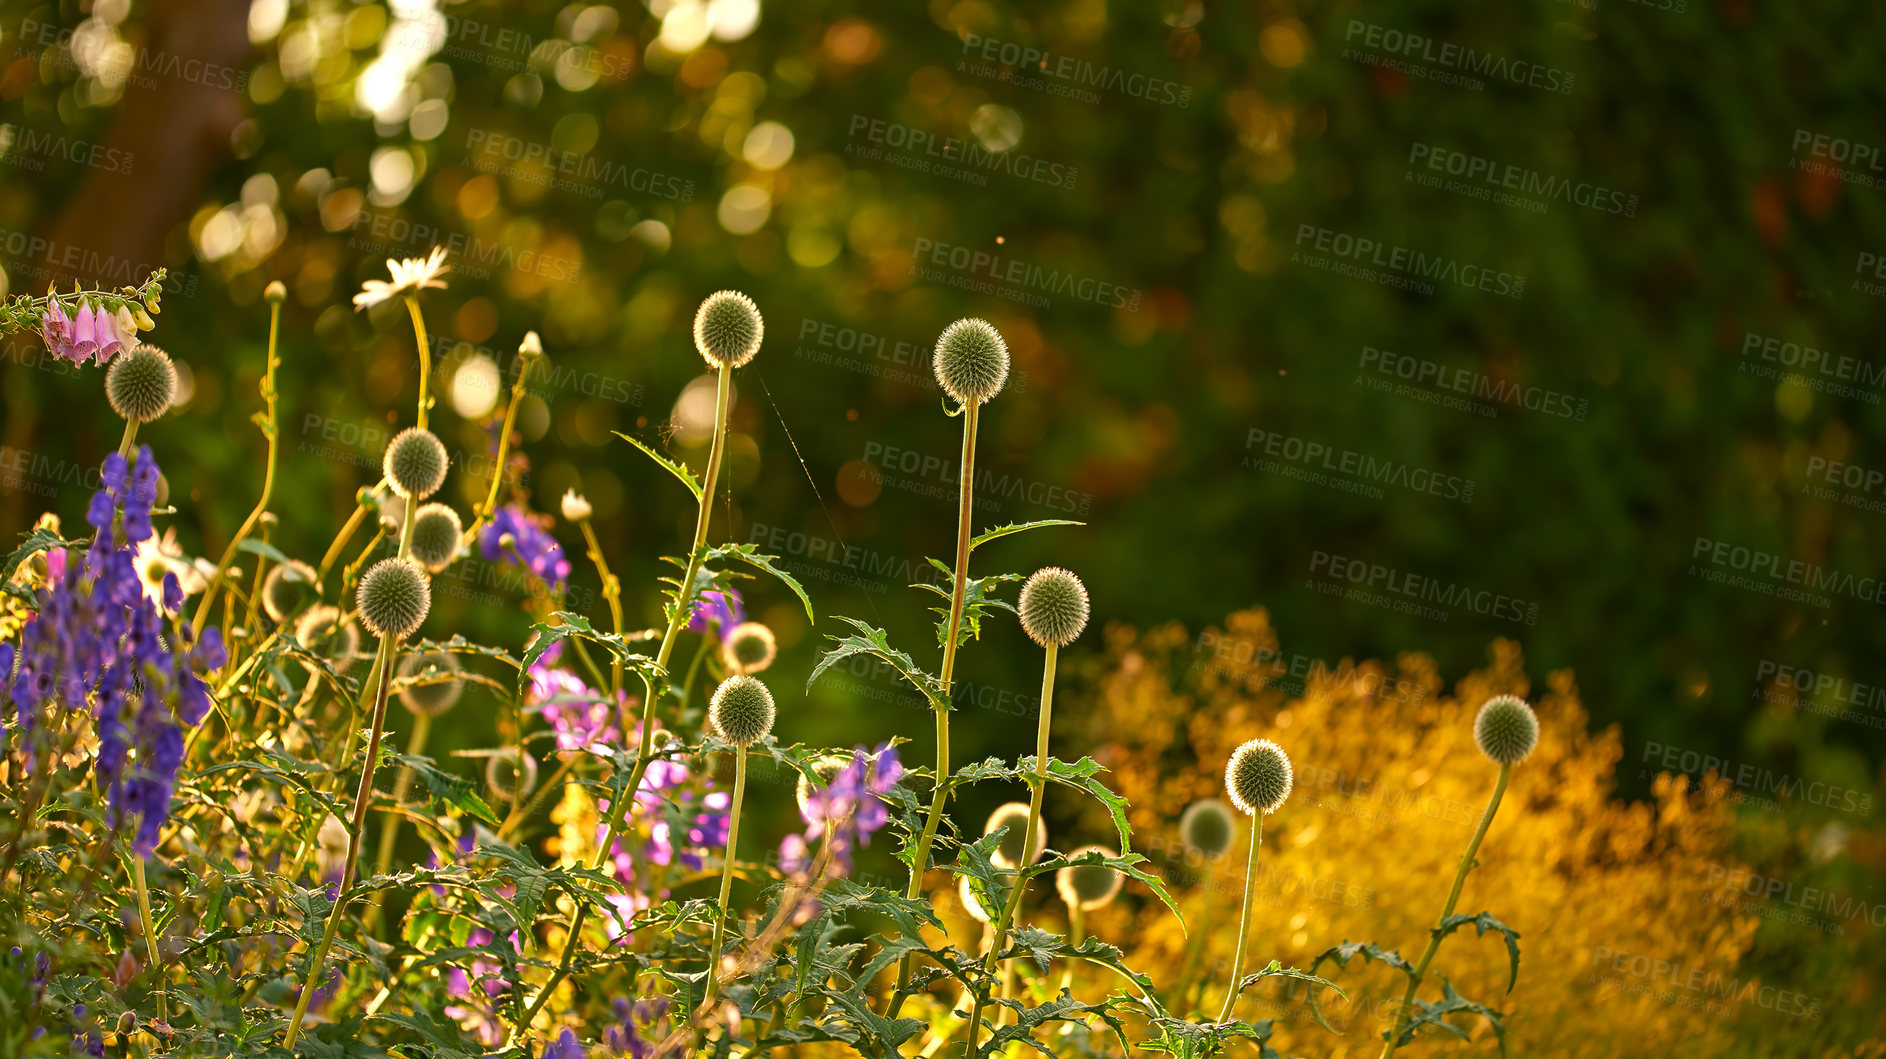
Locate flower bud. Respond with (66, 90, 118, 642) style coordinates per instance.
(407, 502, 463, 573)
(485, 748, 538, 802)
(709, 674, 775, 746)
(384, 427, 448, 499)
(933, 318, 1008, 405)
(1226, 738, 1292, 816)
(693, 290, 764, 368)
(560, 488, 592, 522)
(984, 802, 1047, 870)
(293, 605, 360, 674)
(519, 330, 543, 358)
(356, 557, 431, 639)
(1018, 567, 1089, 649)
(260, 559, 318, 624)
(1474, 694, 1539, 766)
(264, 281, 287, 304)
(397, 649, 464, 716)
(1179, 798, 1236, 860)
(720, 622, 777, 675)
(105, 344, 178, 423)
(1055, 845, 1124, 911)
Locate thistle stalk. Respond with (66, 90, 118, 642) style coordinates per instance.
(193, 287, 284, 634)
(362, 710, 432, 936)
(1215, 813, 1264, 1023)
(132, 855, 164, 1026)
(577, 516, 625, 699)
(465, 334, 539, 545)
(404, 296, 432, 430)
(704, 745, 750, 1005)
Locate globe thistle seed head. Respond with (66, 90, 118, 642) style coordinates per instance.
(932, 318, 1009, 405)
(1018, 567, 1089, 649)
(485, 748, 538, 803)
(105, 344, 178, 423)
(560, 488, 592, 522)
(293, 605, 360, 675)
(959, 873, 1010, 925)
(407, 503, 463, 573)
(984, 802, 1048, 870)
(721, 622, 778, 675)
(356, 557, 431, 639)
(709, 674, 775, 746)
(693, 290, 764, 368)
(1226, 738, 1293, 816)
(1474, 694, 1539, 766)
(1056, 845, 1124, 911)
(384, 427, 448, 499)
(397, 649, 464, 717)
(1179, 798, 1237, 860)
(795, 752, 853, 817)
(260, 559, 318, 624)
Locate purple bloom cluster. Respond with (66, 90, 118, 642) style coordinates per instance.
(603, 996, 670, 1058)
(685, 588, 742, 638)
(40, 299, 135, 366)
(526, 656, 620, 753)
(543, 1029, 588, 1059)
(780, 744, 903, 879)
(445, 927, 521, 1046)
(4, 448, 224, 856)
(480, 504, 571, 588)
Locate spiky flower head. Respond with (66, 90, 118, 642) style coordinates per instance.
(397, 649, 464, 717)
(408, 502, 463, 573)
(293, 605, 359, 675)
(485, 748, 538, 802)
(1179, 798, 1237, 859)
(385, 427, 448, 499)
(1056, 845, 1124, 911)
(1474, 694, 1539, 766)
(1018, 567, 1089, 649)
(984, 801, 1048, 870)
(795, 753, 854, 817)
(721, 621, 777, 675)
(560, 488, 591, 522)
(356, 557, 431, 639)
(260, 559, 318, 623)
(932, 318, 1009, 405)
(105, 344, 178, 423)
(709, 674, 775, 746)
(693, 290, 764, 368)
(1226, 738, 1292, 816)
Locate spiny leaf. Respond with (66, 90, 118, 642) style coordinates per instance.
(707, 541, 816, 623)
(807, 616, 948, 709)
(968, 519, 1085, 553)
(1436, 911, 1523, 993)
(393, 752, 498, 826)
(914, 563, 1021, 648)
(614, 430, 702, 499)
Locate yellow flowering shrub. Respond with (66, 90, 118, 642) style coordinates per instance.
(1046, 608, 1882, 1058)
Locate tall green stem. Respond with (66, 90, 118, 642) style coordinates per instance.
(115, 418, 138, 460)
(578, 517, 625, 700)
(133, 856, 164, 1026)
(465, 340, 536, 545)
(892, 399, 980, 1011)
(405, 297, 432, 430)
(704, 745, 749, 1005)
(967, 643, 1056, 1051)
(1380, 763, 1510, 1059)
(363, 710, 432, 936)
(283, 632, 398, 1050)
(193, 295, 282, 634)
(1215, 812, 1265, 1023)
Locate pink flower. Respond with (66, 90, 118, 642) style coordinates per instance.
(39, 301, 75, 362)
(95, 307, 128, 363)
(72, 301, 99, 362)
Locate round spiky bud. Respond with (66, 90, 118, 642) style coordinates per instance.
(384, 427, 448, 499)
(932, 318, 1009, 405)
(294, 605, 360, 675)
(1474, 694, 1539, 766)
(1179, 798, 1237, 860)
(984, 801, 1047, 870)
(709, 674, 775, 746)
(1018, 567, 1089, 649)
(1226, 738, 1292, 816)
(356, 557, 430, 639)
(560, 488, 591, 522)
(485, 748, 538, 803)
(1056, 845, 1124, 911)
(260, 559, 318, 623)
(105, 344, 178, 423)
(721, 622, 777, 675)
(397, 649, 464, 716)
(407, 503, 463, 573)
(959, 873, 1010, 925)
(693, 290, 764, 368)
(795, 752, 854, 817)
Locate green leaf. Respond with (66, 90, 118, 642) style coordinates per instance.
(1397, 981, 1508, 1055)
(807, 616, 948, 710)
(706, 542, 816, 623)
(967, 519, 1084, 553)
(1, 526, 68, 603)
(519, 611, 667, 701)
(1436, 911, 1523, 993)
(236, 537, 293, 565)
(614, 430, 702, 499)
(394, 753, 498, 825)
(914, 563, 1020, 648)
(1231, 959, 1346, 1004)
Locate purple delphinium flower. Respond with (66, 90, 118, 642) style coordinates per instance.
(480, 505, 571, 588)
(603, 996, 670, 1059)
(685, 588, 743, 638)
(781, 743, 903, 879)
(543, 1028, 587, 1059)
